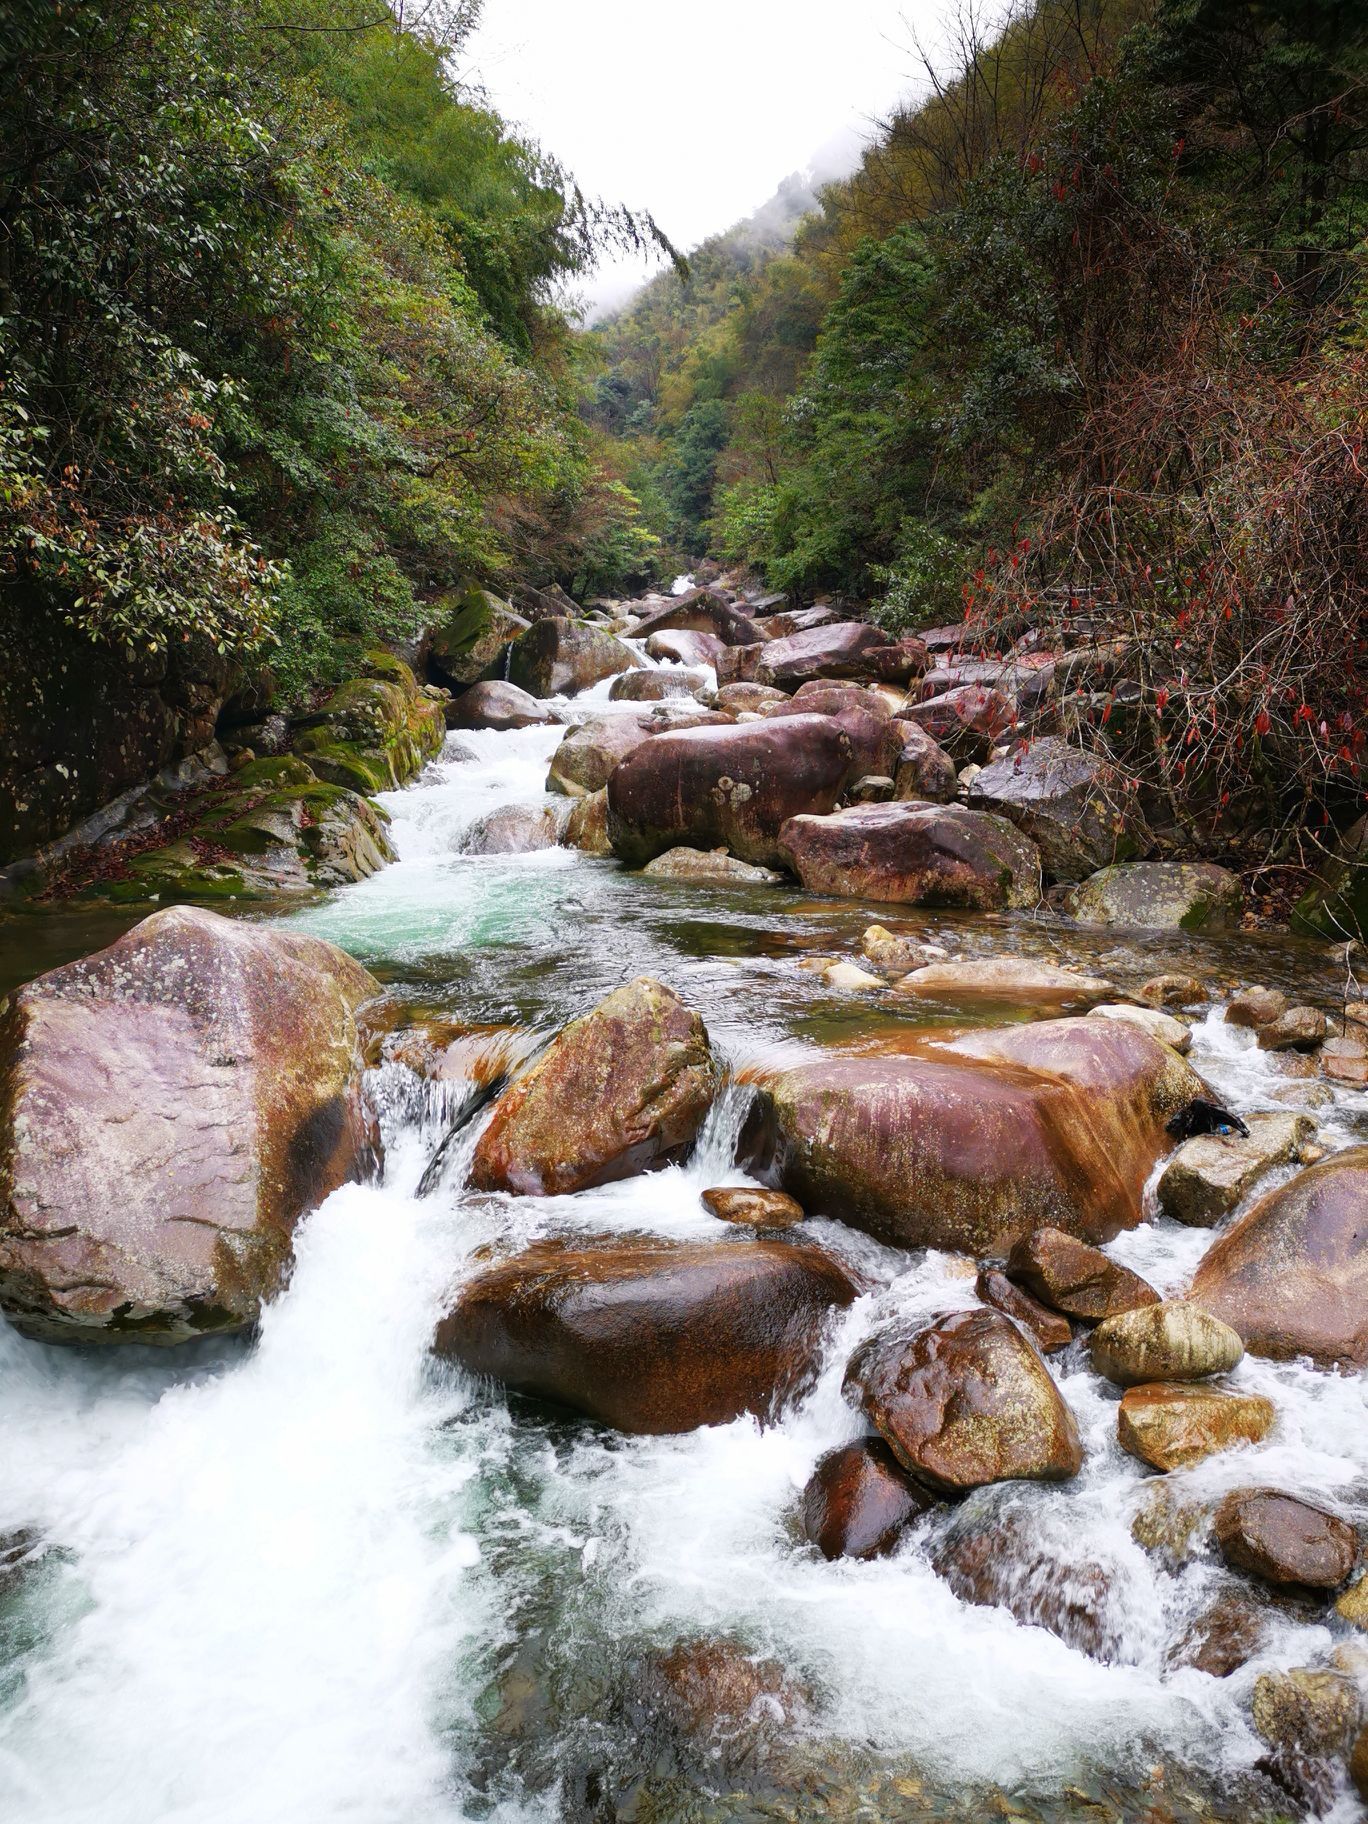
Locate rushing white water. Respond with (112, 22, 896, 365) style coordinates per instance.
(2, 649, 1366, 1823)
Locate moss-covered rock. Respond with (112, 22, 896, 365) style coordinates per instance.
(290, 653, 445, 793)
(427, 585, 529, 686)
(1293, 815, 1368, 942)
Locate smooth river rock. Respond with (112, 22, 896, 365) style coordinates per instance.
(755, 622, 915, 690)
(1007, 1227, 1160, 1323)
(1189, 1148, 1368, 1368)
(508, 618, 639, 698)
(800, 1438, 934, 1560)
(845, 1308, 1083, 1492)
(759, 1018, 1204, 1255)
(1089, 1301, 1244, 1385)
(547, 715, 653, 797)
(1117, 1385, 1275, 1472)
(641, 847, 782, 886)
(0, 907, 378, 1344)
(895, 956, 1112, 1009)
(777, 803, 1041, 909)
(976, 1268, 1073, 1354)
(701, 1187, 805, 1228)
(1214, 1488, 1357, 1589)
(446, 680, 556, 732)
(434, 1234, 858, 1434)
(606, 715, 880, 868)
(469, 979, 718, 1197)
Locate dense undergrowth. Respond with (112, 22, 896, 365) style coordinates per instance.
(0, 0, 667, 706)
(591, 0, 1368, 862)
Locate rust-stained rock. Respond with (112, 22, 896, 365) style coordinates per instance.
(0, 906, 378, 1345)
(976, 1268, 1073, 1354)
(800, 1438, 934, 1560)
(606, 715, 881, 868)
(1256, 1005, 1327, 1052)
(1225, 986, 1288, 1029)
(1090, 1301, 1244, 1385)
(715, 683, 788, 715)
(762, 679, 895, 722)
(761, 1018, 1204, 1256)
(1188, 1148, 1368, 1367)
(777, 803, 1041, 909)
(469, 978, 719, 1197)
(564, 789, 612, 856)
(896, 957, 1112, 1010)
(702, 1187, 805, 1229)
(845, 1308, 1083, 1492)
(1007, 1228, 1159, 1323)
(1116, 1384, 1275, 1472)
(1157, 1113, 1316, 1226)
(632, 1636, 810, 1769)
(434, 1234, 858, 1434)
(1214, 1488, 1357, 1589)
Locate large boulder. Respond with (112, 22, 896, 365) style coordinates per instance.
(630, 590, 763, 648)
(776, 803, 1041, 909)
(1066, 862, 1244, 931)
(800, 1438, 934, 1561)
(427, 585, 529, 686)
(759, 1018, 1204, 1255)
(547, 716, 653, 797)
(1214, 1489, 1357, 1589)
(508, 618, 638, 698)
(564, 790, 612, 856)
(606, 715, 880, 868)
(1157, 1113, 1317, 1227)
(845, 1309, 1083, 1492)
(609, 668, 708, 703)
(892, 721, 958, 803)
(1189, 1148, 1368, 1368)
(446, 680, 556, 732)
(291, 652, 446, 794)
(0, 907, 378, 1344)
(900, 685, 1015, 760)
(967, 737, 1151, 882)
(461, 802, 569, 855)
(433, 1234, 858, 1434)
(1116, 1385, 1275, 1472)
(647, 629, 726, 670)
(762, 680, 894, 722)
(756, 622, 921, 690)
(469, 978, 719, 1196)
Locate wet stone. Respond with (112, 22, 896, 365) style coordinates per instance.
(1116, 1384, 1275, 1472)
(702, 1187, 805, 1229)
(976, 1267, 1073, 1355)
(801, 1438, 934, 1561)
(1006, 1228, 1160, 1324)
(1214, 1488, 1357, 1590)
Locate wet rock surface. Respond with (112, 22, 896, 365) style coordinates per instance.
(777, 802, 1042, 909)
(469, 978, 719, 1196)
(1089, 1301, 1245, 1385)
(702, 1187, 805, 1228)
(1214, 1488, 1357, 1589)
(0, 906, 378, 1343)
(1116, 1384, 1275, 1471)
(434, 1234, 858, 1434)
(800, 1438, 933, 1560)
(1007, 1228, 1160, 1323)
(446, 680, 556, 731)
(1157, 1112, 1315, 1225)
(508, 617, 640, 698)
(845, 1308, 1084, 1492)
(976, 1267, 1074, 1354)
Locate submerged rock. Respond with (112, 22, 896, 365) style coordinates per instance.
(777, 803, 1041, 909)
(933, 1516, 1115, 1660)
(1090, 1302, 1244, 1385)
(1007, 1228, 1160, 1323)
(1116, 1384, 1275, 1472)
(846, 1309, 1083, 1492)
(1157, 1113, 1316, 1227)
(508, 617, 639, 698)
(1189, 1148, 1368, 1367)
(1252, 1667, 1360, 1814)
(461, 802, 569, 855)
(469, 978, 719, 1196)
(606, 716, 879, 868)
(896, 956, 1112, 1009)
(761, 1018, 1203, 1256)
(859, 924, 947, 977)
(0, 907, 378, 1344)
(434, 1234, 857, 1434)
(1214, 1488, 1357, 1589)
(1066, 862, 1244, 930)
(967, 737, 1151, 882)
(801, 1438, 935, 1561)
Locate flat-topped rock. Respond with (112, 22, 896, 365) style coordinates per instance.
(777, 802, 1041, 909)
(1117, 1385, 1275, 1471)
(1157, 1113, 1317, 1226)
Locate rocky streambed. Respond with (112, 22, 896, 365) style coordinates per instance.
(0, 591, 1366, 1824)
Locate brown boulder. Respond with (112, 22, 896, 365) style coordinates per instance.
(547, 715, 652, 797)
(762, 1018, 1204, 1256)
(976, 1268, 1073, 1354)
(892, 721, 958, 803)
(564, 790, 612, 856)
(0, 907, 378, 1345)
(508, 618, 638, 698)
(1188, 1148, 1368, 1368)
(763, 679, 895, 721)
(800, 1438, 933, 1560)
(1257, 1005, 1327, 1052)
(895, 957, 1111, 1010)
(702, 1187, 805, 1228)
(446, 680, 556, 731)
(967, 737, 1151, 882)
(606, 715, 880, 868)
(469, 978, 719, 1197)
(777, 803, 1041, 909)
(845, 1308, 1083, 1492)
(609, 668, 708, 703)
(1007, 1227, 1159, 1323)
(1225, 986, 1288, 1029)
(715, 683, 788, 715)
(647, 628, 726, 669)
(1116, 1384, 1275, 1472)
(1168, 1589, 1268, 1677)
(1214, 1488, 1357, 1589)
(630, 589, 763, 648)
(902, 685, 1016, 761)
(755, 621, 892, 689)
(434, 1234, 858, 1434)
(641, 847, 782, 886)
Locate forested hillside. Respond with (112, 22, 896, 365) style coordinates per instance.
(593, 0, 1368, 869)
(1, 0, 664, 858)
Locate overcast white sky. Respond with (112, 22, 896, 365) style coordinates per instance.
(459, 1, 948, 315)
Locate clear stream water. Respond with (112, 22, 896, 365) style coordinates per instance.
(1, 645, 1366, 1824)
